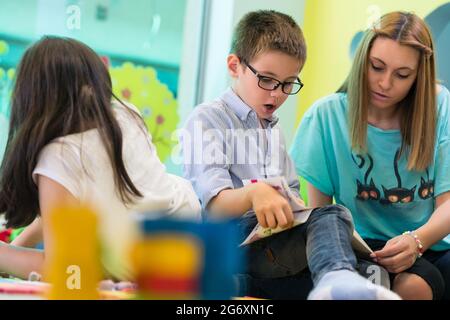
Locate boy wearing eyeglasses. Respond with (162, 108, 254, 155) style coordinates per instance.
(180, 10, 399, 300)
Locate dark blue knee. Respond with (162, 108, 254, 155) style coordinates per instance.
(310, 204, 354, 230)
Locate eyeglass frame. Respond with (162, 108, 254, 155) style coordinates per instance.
(241, 60, 304, 95)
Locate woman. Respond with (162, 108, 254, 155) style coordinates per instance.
(290, 12, 450, 300)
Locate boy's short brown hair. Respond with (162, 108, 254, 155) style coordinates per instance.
(231, 10, 306, 64)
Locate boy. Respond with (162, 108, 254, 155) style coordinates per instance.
(181, 10, 399, 300)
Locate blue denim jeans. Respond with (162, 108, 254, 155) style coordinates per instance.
(236, 204, 388, 299)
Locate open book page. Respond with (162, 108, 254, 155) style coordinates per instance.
(240, 208, 313, 246)
(241, 220, 373, 259)
(351, 229, 373, 259)
(240, 176, 313, 246)
(240, 177, 374, 258)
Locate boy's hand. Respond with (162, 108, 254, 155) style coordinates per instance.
(248, 182, 294, 229)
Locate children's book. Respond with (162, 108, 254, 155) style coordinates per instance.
(240, 177, 373, 259)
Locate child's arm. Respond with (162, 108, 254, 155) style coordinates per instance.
(0, 175, 78, 279)
(10, 218, 43, 248)
(307, 183, 333, 207)
(209, 182, 294, 229)
(0, 243, 45, 279)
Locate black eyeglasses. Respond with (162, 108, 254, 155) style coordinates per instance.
(242, 60, 304, 95)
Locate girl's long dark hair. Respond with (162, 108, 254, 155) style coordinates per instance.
(0, 36, 142, 228)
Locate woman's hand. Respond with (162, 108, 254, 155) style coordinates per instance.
(370, 234, 418, 273)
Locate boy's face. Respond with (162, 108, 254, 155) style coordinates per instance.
(228, 50, 303, 120)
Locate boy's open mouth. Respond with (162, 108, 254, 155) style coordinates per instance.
(264, 104, 275, 110)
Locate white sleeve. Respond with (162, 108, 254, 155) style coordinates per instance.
(32, 141, 82, 199)
(124, 126, 202, 220)
(165, 173, 202, 218)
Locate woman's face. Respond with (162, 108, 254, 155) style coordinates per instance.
(367, 37, 420, 111)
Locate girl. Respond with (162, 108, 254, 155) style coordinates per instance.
(291, 12, 450, 300)
(0, 37, 201, 280)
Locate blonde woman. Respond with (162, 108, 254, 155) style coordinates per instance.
(290, 12, 450, 300)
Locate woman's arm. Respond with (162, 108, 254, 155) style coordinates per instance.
(307, 182, 333, 207)
(10, 218, 43, 248)
(415, 191, 450, 250)
(0, 175, 78, 279)
(373, 191, 450, 273)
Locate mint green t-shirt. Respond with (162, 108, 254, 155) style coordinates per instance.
(290, 86, 450, 251)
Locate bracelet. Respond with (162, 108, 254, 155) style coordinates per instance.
(402, 231, 424, 258)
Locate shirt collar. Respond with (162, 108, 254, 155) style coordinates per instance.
(220, 88, 279, 127)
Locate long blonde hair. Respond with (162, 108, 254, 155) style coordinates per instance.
(339, 12, 436, 171)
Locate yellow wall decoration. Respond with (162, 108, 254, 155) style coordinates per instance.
(110, 62, 179, 162)
(0, 40, 9, 55)
(297, 0, 450, 124)
(1, 59, 180, 164)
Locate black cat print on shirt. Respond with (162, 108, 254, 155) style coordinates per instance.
(352, 153, 380, 201)
(419, 168, 434, 200)
(380, 149, 417, 205)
